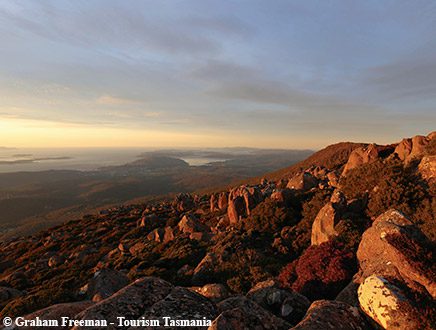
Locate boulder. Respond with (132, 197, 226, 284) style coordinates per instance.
(246, 279, 310, 325)
(357, 209, 436, 299)
(128, 242, 148, 257)
(291, 300, 370, 330)
(335, 279, 359, 307)
(418, 155, 436, 183)
(394, 135, 430, 162)
(73, 277, 173, 329)
(134, 286, 217, 329)
(147, 226, 175, 244)
(137, 213, 159, 228)
(286, 172, 318, 191)
(210, 194, 219, 212)
(242, 186, 263, 215)
(342, 144, 381, 175)
(189, 231, 211, 242)
(227, 196, 245, 224)
(326, 171, 340, 187)
(270, 188, 293, 204)
(209, 307, 284, 330)
(192, 253, 217, 285)
(311, 191, 346, 245)
(358, 275, 424, 330)
(217, 192, 228, 210)
(178, 214, 207, 234)
(82, 269, 129, 302)
(215, 296, 291, 330)
(18, 301, 94, 330)
(193, 284, 230, 303)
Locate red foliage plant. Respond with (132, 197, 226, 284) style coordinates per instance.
(279, 241, 356, 301)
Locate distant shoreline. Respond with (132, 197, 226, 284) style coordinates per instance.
(0, 156, 72, 165)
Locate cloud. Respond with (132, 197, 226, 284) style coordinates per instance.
(96, 95, 137, 106)
(363, 57, 436, 101)
(0, 1, 224, 56)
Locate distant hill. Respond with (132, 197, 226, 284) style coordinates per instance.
(0, 149, 312, 240)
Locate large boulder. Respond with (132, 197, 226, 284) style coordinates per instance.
(242, 187, 263, 215)
(192, 253, 218, 285)
(178, 214, 207, 234)
(81, 269, 129, 302)
(210, 194, 219, 212)
(16, 301, 94, 330)
(286, 172, 318, 191)
(217, 192, 228, 210)
(418, 155, 436, 183)
(246, 279, 310, 325)
(214, 296, 291, 330)
(270, 188, 293, 204)
(357, 209, 436, 298)
(358, 275, 424, 330)
(227, 196, 246, 225)
(311, 190, 346, 245)
(326, 171, 340, 188)
(335, 278, 360, 307)
(342, 144, 381, 175)
(133, 287, 217, 329)
(394, 134, 431, 162)
(73, 277, 173, 329)
(291, 300, 370, 330)
(147, 226, 175, 244)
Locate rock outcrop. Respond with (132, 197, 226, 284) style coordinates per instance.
(193, 284, 230, 303)
(286, 172, 318, 191)
(356, 209, 435, 329)
(80, 269, 129, 302)
(16, 301, 94, 330)
(418, 155, 435, 183)
(394, 134, 431, 162)
(311, 190, 347, 245)
(146, 226, 174, 244)
(246, 279, 310, 325)
(357, 209, 435, 298)
(358, 275, 423, 330)
(214, 296, 291, 330)
(291, 300, 370, 330)
(342, 144, 381, 175)
(227, 196, 245, 224)
(136, 286, 217, 329)
(73, 277, 173, 329)
(178, 214, 207, 234)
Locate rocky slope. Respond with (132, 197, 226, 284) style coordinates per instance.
(0, 132, 434, 329)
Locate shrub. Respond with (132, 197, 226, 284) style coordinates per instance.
(341, 158, 434, 238)
(245, 199, 299, 234)
(279, 241, 356, 301)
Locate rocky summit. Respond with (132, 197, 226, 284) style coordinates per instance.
(0, 132, 434, 329)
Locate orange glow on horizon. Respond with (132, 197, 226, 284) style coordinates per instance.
(0, 117, 326, 149)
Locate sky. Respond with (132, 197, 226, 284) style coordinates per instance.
(0, 0, 435, 149)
